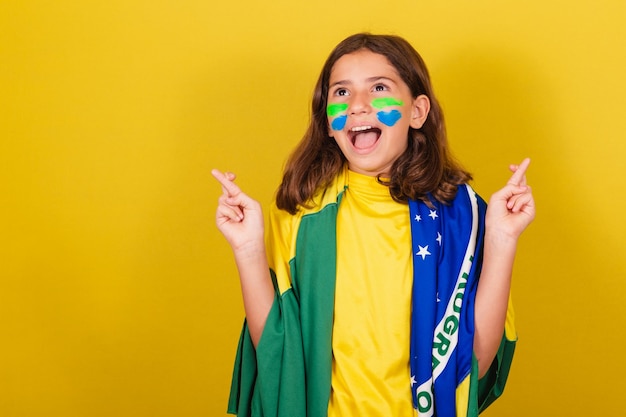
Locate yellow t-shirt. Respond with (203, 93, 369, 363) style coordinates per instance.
(328, 170, 415, 417)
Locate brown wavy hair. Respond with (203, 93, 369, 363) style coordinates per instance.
(276, 33, 471, 214)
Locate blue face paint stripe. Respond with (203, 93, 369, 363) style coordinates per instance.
(377, 110, 402, 126)
(331, 115, 348, 131)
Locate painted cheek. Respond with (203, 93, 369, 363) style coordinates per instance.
(377, 110, 402, 126)
(331, 115, 348, 130)
(371, 97, 404, 108)
(327, 103, 349, 131)
(371, 98, 404, 127)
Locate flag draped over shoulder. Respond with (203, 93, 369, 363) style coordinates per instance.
(226, 175, 515, 417)
(409, 185, 486, 416)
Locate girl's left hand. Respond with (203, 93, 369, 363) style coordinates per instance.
(485, 158, 536, 241)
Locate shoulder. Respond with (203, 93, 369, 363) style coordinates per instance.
(302, 167, 349, 216)
(450, 184, 488, 227)
(424, 184, 486, 224)
(452, 184, 487, 209)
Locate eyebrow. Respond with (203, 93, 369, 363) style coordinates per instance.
(329, 76, 397, 88)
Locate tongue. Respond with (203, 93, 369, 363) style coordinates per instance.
(353, 131, 378, 149)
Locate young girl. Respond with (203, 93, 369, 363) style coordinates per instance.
(212, 33, 535, 417)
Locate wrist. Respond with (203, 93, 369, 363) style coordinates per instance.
(484, 228, 518, 251)
(233, 238, 267, 261)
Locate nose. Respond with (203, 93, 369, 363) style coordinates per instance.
(349, 91, 371, 115)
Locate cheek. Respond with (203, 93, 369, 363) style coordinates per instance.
(327, 103, 348, 131)
(330, 115, 348, 131)
(376, 110, 402, 126)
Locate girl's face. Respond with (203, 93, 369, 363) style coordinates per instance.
(327, 49, 429, 177)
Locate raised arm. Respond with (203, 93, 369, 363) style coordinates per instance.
(211, 169, 274, 347)
(473, 158, 536, 377)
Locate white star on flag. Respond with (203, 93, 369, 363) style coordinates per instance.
(436, 232, 442, 245)
(410, 375, 417, 387)
(429, 209, 438, 220)
(416, 245, 431, 260)
(414, 214, 422, 222)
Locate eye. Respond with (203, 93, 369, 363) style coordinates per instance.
(373, 84, 388, 92)
(335, 88, 349, 97)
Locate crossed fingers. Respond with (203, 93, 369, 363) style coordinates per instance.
(504, 158, 533, 214)
(507, 157, 530, 187)
(212, 169, 245, 222)
(212, 169, 240, 197)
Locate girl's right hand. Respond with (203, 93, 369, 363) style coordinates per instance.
(211, 169, 265, 253)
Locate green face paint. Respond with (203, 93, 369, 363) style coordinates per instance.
(327, 103, 348, 117)
(327, 103, 349, 131)
(371, 97, 404, 109)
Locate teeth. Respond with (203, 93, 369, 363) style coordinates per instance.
(351, 125, 372, 132)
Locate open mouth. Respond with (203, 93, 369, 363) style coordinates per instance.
(349, 125, 381, 150)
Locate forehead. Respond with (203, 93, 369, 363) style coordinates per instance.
(329, 49, 400, 83)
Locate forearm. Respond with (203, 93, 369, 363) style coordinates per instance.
(473, 158, 535, 377)
(210, 169, 275, 347)
(473, 230, 517, 377)
(233, 242, 275, 348)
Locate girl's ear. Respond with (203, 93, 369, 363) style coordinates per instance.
(410, 95, 430, 129)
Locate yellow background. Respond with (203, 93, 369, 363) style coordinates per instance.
(1, 1, 625, 415)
